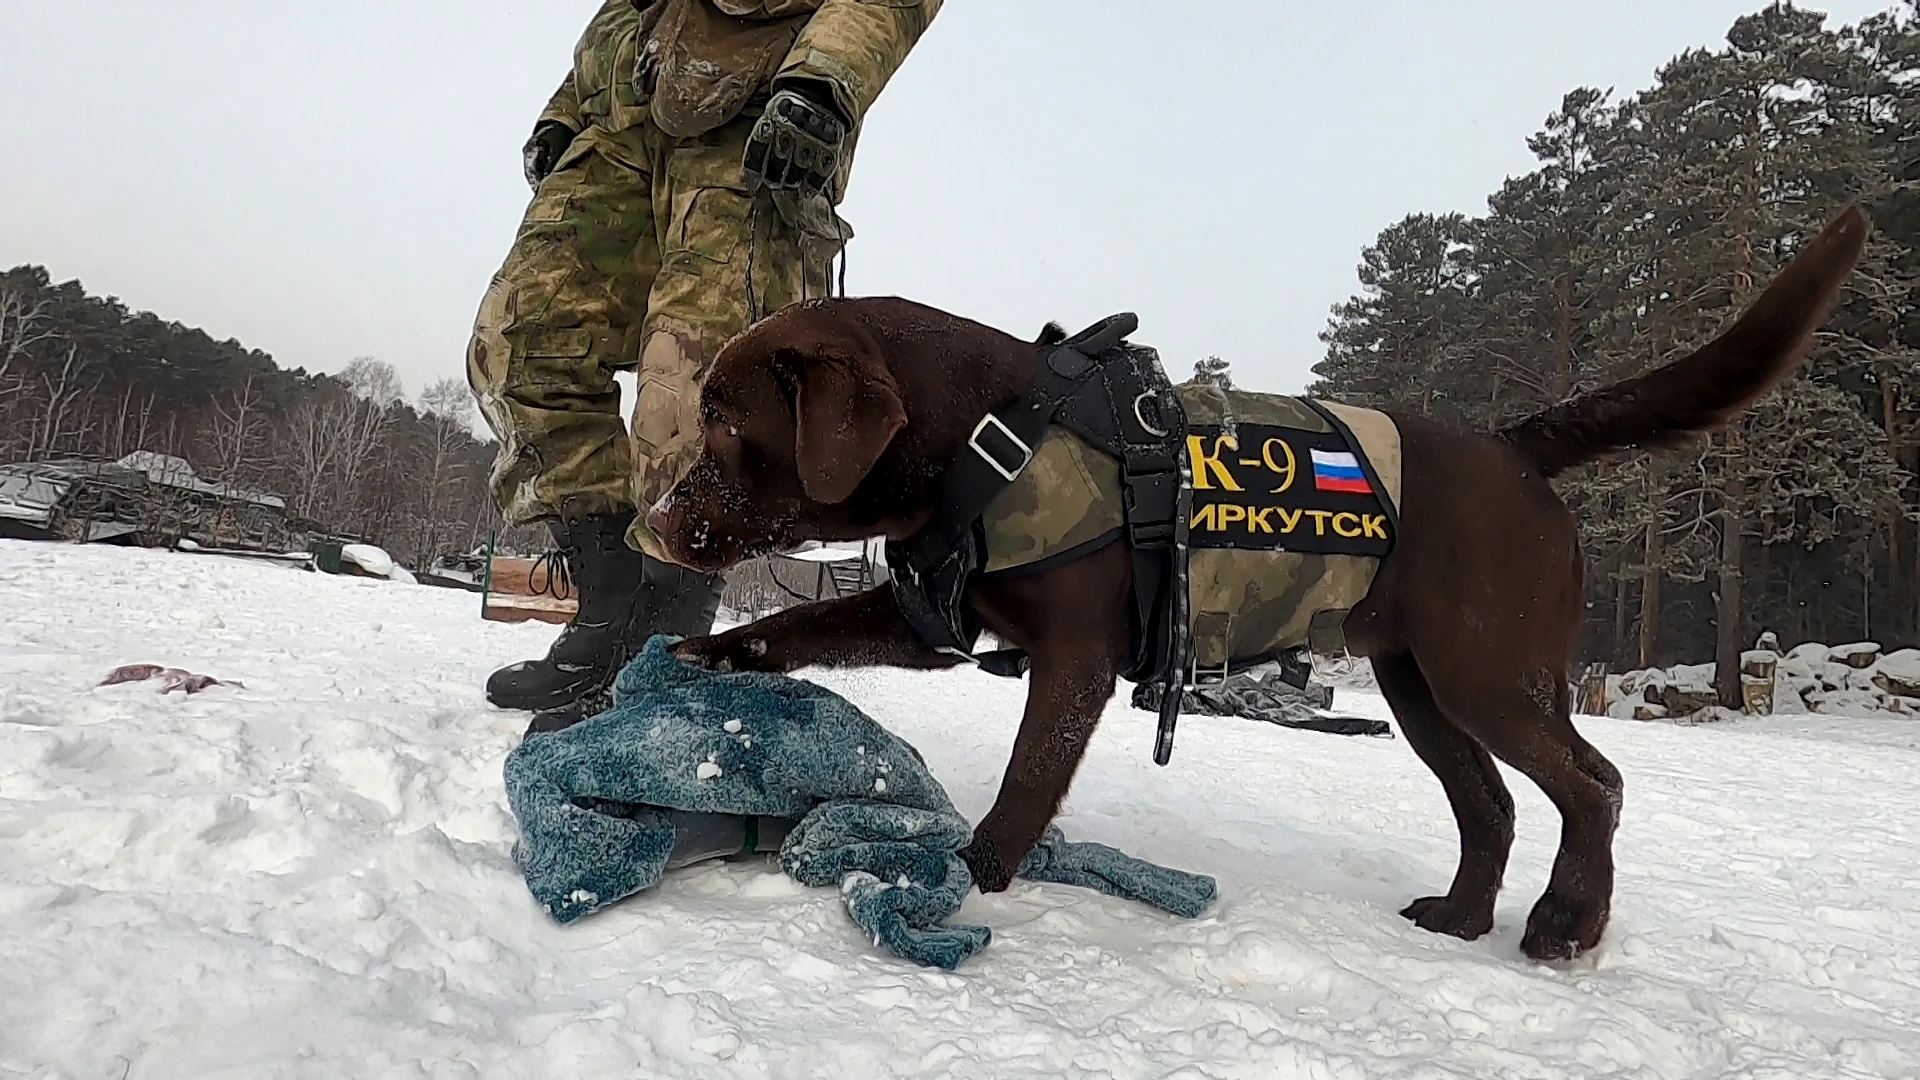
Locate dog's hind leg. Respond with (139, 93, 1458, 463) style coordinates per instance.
(1417, 660, 1623, 962)
(1372, 651, 1514, 942)
(1371, 418, 1623, 960)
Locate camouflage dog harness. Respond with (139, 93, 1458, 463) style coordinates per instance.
(885, 314, 1401, 764)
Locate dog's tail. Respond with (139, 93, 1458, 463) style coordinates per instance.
(1498, 205, 1870, 479)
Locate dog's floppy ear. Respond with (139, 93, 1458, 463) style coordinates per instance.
(783, 332, 906, 505)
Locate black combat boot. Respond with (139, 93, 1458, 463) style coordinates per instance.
(485, 514, 652, 712)
(521, 556, 727, 739)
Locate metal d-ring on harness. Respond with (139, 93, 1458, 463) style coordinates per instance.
(885, 313, 1198, 766)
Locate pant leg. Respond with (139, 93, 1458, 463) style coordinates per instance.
(467, 148, 661, 526)
(624, 118, 847, 560)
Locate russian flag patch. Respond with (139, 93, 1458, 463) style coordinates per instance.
(1310, 449, 1372, 495)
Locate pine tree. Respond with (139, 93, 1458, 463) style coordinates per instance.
(1474, 89, 1648, 660)
(1477, 89, 1620, 411)
(1847, 2, 1920, 635)
(1311, 212, 1489, 429)
(1311, 1, 1920, 672)
(1628, 5, 1911, 702)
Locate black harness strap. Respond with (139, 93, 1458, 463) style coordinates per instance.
(1036, 339, 1192, 765)
(887, 313, 1198, 765)
(886, 314, 1140, 662)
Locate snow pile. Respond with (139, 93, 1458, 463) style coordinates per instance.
(340, 542, 417, 585)
(2, 541, 1918, 1078)
(1603, 640, 1920, 722)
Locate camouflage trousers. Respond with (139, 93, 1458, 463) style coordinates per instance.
(466, 116, 844, 561)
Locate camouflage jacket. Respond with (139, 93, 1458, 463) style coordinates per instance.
(978, 385, 1404, 674)
(537, 0, 939, 194)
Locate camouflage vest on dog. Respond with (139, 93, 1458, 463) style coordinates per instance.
(977, 385, 1402, 674)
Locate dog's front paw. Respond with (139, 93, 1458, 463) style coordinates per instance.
(959, 837, 1017, 893)
(671, 630, 772, 674)
(1400, 894, 1494, 941)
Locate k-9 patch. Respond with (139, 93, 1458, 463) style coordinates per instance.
(1184, 424, 1395, 557)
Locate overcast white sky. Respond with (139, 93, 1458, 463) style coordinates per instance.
(0, 1, 1895, 401)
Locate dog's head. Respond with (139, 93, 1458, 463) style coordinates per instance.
(647, 302, 917, 572)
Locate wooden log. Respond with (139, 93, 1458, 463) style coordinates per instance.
(1830, 642, 1881, 670)
(1576, 663, 1609, 717)
(483, 593, 577, 626)
(1740, 648, 1777, 716)
(1659, 686, 1719, 716)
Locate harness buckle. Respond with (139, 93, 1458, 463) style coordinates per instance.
(1121, 467, 1180, 548)
(967, 413, 1034, 482)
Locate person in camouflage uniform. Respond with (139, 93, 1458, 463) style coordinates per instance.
(468, 0, 941, 726)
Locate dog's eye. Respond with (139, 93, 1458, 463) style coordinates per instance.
(724, 423, 740, 439)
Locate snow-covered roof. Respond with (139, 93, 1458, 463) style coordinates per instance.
(0, 468, 68, 525)
(0, 453, 288, 525)
(114, 452, 286, 509)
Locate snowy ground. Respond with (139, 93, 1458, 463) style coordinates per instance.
(3, 541, 1917, 1080)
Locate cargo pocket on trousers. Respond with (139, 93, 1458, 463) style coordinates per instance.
(468, 275, 516, 398)
(514, 327, 598, 390)
(665, 187, 747, 268)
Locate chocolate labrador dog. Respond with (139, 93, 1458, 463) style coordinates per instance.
(647, 206, 1867, 962)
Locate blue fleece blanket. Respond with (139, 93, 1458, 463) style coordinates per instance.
(503, 637, 1217, 970)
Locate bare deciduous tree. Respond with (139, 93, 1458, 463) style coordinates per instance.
(280, 359, 402, 532)
(420, 377, 473, 428)
(28, 343, 100, 461)
(0, 280, 55, 401)
(412, 377, 478, 558)
(207, 371, 269, 485)
(107, 384, 158, 460)
(342, 356, 404, 408)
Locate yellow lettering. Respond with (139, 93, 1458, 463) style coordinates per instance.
(1218, 504, 1247, 530)
(1261, 438, 1297, 494)
(1247, 507, 1276, 534)
(1332, 512, 1362, 539)
(1362, 514, 1389, 540)
(1305, 509, 1331, 536)
(1190, 504, 1219, 531)
(1276, 507, 1303, 534)
(1187, 434, 1244, 491)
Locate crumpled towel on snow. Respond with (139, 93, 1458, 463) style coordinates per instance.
(503, 637, 1217, 970)
(98, 663, 243, 695)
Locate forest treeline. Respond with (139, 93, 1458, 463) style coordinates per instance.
(0, 263, 520, 565)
